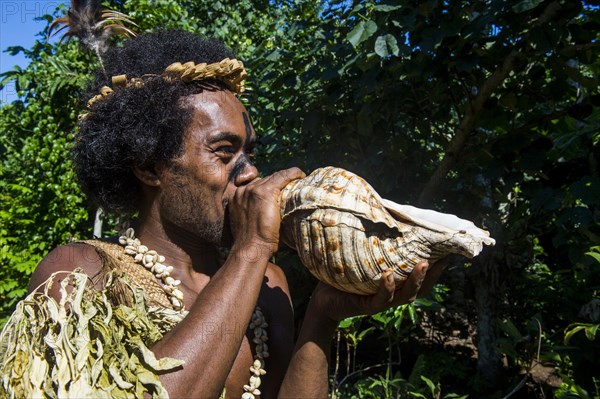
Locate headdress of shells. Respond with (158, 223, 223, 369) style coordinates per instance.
(83, 58, 247, 116)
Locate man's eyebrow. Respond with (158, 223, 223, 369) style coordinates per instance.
(207, 131, 243, 144)
(206, 131, 256, 149)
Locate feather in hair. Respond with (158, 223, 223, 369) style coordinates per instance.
(49, 0, 137, 74)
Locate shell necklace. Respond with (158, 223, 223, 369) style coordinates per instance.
(118, 227, 268, 399)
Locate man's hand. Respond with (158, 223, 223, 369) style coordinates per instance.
(228, 167, 305, 256)
(278, 259, 447, 398)
(308, 259, 448, 322)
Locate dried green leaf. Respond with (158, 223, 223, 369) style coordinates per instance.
(0, 270, 186, 398)
(109, 363, 134, 389)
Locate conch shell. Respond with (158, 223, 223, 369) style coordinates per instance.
(279, 167, 495, 295)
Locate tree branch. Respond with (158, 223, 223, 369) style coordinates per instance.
(417, 1, 564, 206)
(560, 41, 600, 57)
(418, 49, 521, 205)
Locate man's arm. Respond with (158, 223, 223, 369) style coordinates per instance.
(150, 242, 273, 398)
(146, 167, 305, 398)
(278, 260, 446, 398)
(29, 167, 304, 399)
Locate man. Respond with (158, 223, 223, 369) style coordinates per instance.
(20, 29, 442, 398)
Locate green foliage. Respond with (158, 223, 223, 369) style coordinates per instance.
(333, 296, 470, 398)
(554, 377, 600, 399)
(565, 323, 599, 344)
(123, 0, 197, 32)
(553, 248, 600, 398)
(497, 317, 545, 369)
(0, 30, 94, 323)
(410, 375, 469, 399)
(1, 0, 599, 397)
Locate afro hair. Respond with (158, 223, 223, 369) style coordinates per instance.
(73, 29, 236, 214)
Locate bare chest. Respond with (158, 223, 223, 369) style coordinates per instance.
(179, 286, 270, 399)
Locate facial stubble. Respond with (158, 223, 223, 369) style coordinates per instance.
(159, 162, 226, 246)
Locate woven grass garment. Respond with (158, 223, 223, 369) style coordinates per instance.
(0, 240, 187, 399)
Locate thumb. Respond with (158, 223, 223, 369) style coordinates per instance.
(371, 268, 396, 310)
(391, 260, 429, 306)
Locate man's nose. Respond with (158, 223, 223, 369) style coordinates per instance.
(233, 161, 259, 186)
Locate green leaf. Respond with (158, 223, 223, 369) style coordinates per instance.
(266, 49, 282, 61)
(512, 0, 544, 13)
(357, 326, 374, 340)
(347, 20, 378, 48)
(564, 323, 588, 344)
(407, 304, 417, 324)
(585, 247, 600, 264)
(584, 324, 598, 341)
(420, 375, 437, 394)
(371, 312, 388, 324)
(338, 318, 353, 329)
(5, 46, 27, 56)
(500, 319, 523, 341)
(373, 4, 402, 12)
(374, 34, 400, 57)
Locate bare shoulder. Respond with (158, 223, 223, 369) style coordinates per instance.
(28, 242, 104, 300)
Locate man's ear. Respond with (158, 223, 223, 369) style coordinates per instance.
(132, 165, 161, 187)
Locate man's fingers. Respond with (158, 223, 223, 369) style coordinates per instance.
(371, 268, 395, 309)
(392, 260, 428, 306)
(263, 167, 305, 190)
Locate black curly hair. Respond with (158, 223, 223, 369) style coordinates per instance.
(73, 29, 236, 214)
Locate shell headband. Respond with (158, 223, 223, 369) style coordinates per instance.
(87, 57, 247, 109)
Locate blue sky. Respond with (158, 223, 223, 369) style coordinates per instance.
(1, 0, 66, 102)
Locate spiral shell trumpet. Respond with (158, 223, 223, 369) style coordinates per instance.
(279, 167, 495, 294)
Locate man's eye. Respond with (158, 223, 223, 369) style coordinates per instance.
(216, 147, 236, 156)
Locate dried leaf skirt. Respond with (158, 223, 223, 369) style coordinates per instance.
(0, 270, 186, 398)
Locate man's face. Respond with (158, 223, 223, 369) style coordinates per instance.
(157, 89, 259, 246)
